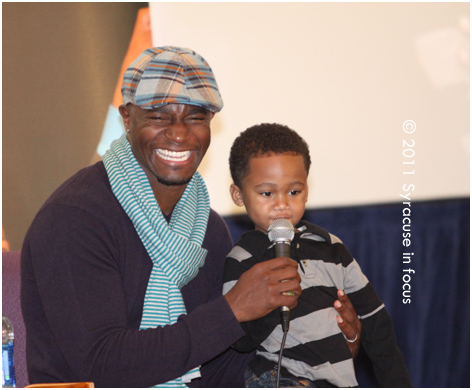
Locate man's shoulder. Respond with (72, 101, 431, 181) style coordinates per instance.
(203, 209, 234, 253)
(207, 208, 225, 224)
(207, 209, 229, 235)
(22, 162, 131, 259)
(38, 161, 118, 218)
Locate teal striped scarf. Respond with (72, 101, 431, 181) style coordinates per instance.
(103, 134, 210, 387)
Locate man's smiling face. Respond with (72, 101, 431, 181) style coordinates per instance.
(120, 103, 213, 187)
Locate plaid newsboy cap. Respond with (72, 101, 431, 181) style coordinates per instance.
(121, 46, 223, 112)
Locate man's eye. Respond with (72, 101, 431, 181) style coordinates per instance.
(149, 113, 171, 121)
(188, 116, 205, 122)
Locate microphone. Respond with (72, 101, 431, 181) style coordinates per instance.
(268, 219, 295, 332)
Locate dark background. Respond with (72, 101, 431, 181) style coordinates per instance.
(3, 2, 147, 250)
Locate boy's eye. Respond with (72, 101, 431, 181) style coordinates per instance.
(289, 190, 301, 196)
(260, 191, 272, 197)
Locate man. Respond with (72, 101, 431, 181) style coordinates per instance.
(21, 47, 360, 387)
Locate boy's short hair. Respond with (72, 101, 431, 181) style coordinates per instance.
(229, 123, 311, 188)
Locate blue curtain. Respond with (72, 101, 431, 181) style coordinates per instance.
(223, 198, 470, 388)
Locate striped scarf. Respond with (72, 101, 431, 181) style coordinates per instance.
(103, 134, 210, 387)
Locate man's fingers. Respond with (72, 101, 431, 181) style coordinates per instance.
(267, 256, 300, 271)
(226, 257, 302, 322)
(267, 258, 301, 309)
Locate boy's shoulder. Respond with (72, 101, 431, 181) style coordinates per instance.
(296, 220, 355, 266)
(229, 229, 269, 260)
(297, 220, 333, 244)
(232, 220, 345, 248)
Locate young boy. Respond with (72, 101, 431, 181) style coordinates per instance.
(223, 123, 411, 387)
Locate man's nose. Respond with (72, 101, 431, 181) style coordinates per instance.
(164, 121, 189, 142)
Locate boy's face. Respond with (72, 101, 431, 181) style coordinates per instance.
(230, 153, 308, 234)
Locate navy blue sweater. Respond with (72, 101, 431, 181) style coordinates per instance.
(21, 162, 253, 388)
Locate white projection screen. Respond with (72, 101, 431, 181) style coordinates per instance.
(149, 2, 469, 216)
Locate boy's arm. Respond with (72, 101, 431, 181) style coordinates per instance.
(343, 257, 411, 387)
(359, 307, 412, 387)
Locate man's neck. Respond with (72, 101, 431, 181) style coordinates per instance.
(152, 183, 187, 216)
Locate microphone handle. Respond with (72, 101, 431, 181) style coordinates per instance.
(275, 241, 291, 331)
(274, 241, 291, 258)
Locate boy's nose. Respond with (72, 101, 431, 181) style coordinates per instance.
(274, 195, 289, 210)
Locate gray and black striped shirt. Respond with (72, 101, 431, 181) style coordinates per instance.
(223, 220, 410, 387)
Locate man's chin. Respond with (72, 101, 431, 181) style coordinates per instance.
(156, 175, 193, 186)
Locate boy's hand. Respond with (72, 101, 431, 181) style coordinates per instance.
(335, 289, 362, 358)
(225, 257, 302, 323)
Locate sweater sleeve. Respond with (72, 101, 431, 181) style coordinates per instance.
(21, 203, 245, 388)
(223, 248, 280, 352)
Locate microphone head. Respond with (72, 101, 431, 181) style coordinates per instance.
(268, 219, 295, 243)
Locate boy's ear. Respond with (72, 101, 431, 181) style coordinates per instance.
(230, 184, 244, 207)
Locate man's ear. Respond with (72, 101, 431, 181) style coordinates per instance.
(230, 184, 244, 207)
(118, 104, 131, 129)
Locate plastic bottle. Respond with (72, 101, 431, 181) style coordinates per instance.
(2, 316, 15, 387)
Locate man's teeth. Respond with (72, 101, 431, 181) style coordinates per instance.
(156, 149, 192, 162)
